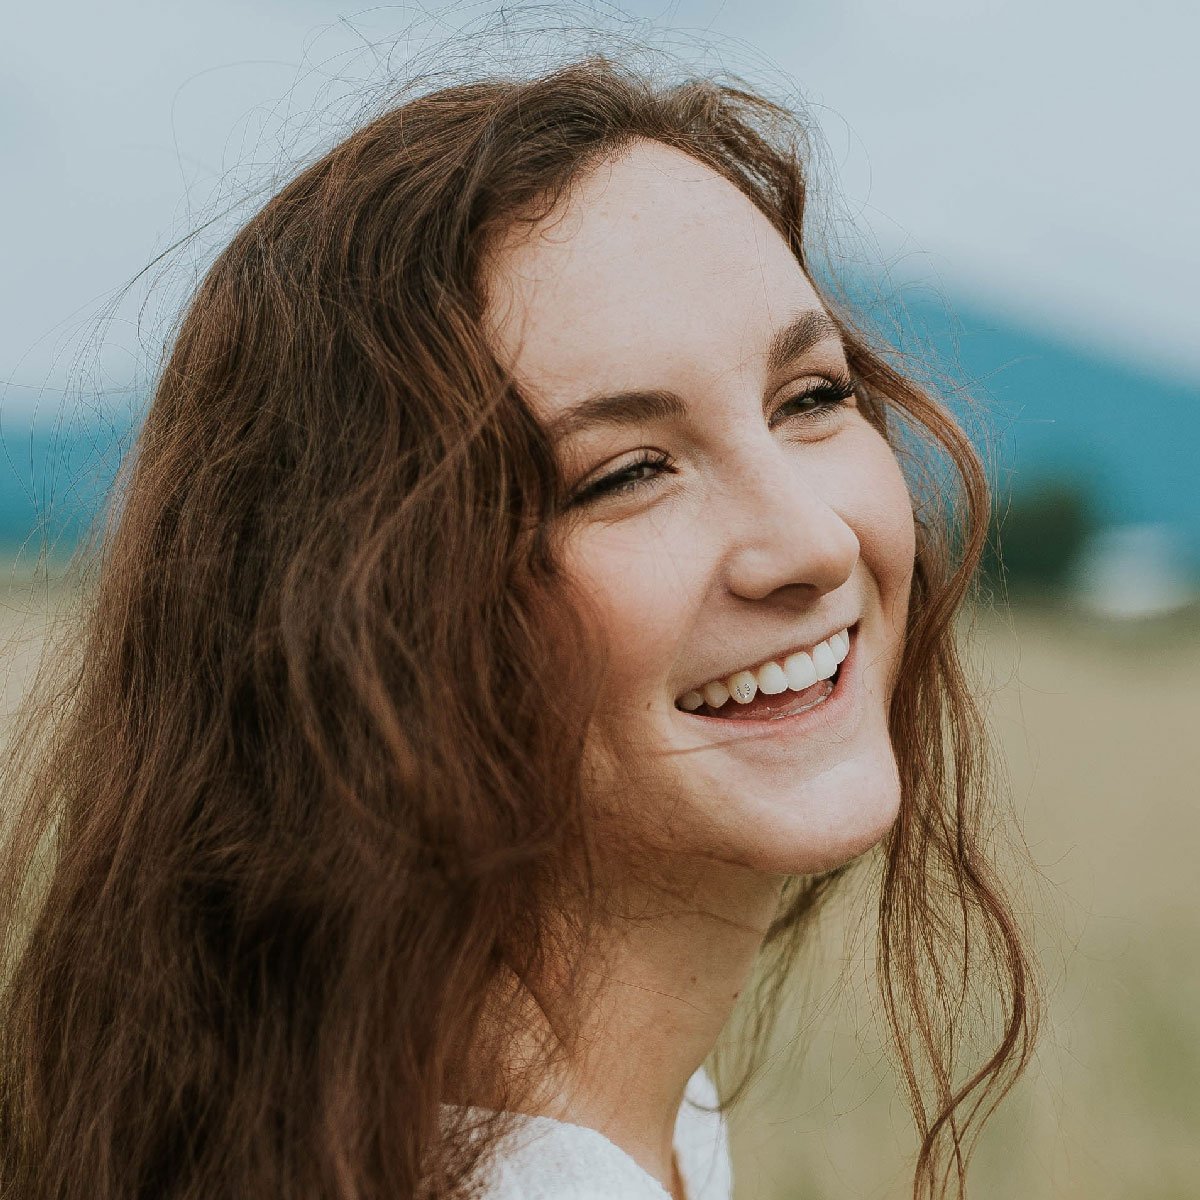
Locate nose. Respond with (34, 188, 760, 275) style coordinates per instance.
(716, 439, 860, 601)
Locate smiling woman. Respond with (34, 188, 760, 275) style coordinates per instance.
(483, 139, 917, 885)
(0, 53, 1038, 1200)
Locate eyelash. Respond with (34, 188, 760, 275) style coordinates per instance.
(567, 373, 856, 507)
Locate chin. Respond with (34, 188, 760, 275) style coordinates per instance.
(714, 748, 903, 877)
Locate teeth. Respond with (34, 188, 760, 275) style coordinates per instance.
(810, 640, 837, 680)
(783, 649, 817, 691)
(756, 662, 789, 695)
(678, 626, 852, 713)
(831, 629, 850, 661)
(727, 670, 758, 705)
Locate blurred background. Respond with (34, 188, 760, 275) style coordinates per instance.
(2, 1, 1197, 1196)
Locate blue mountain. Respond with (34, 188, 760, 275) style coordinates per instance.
(860, 283, 1199, 570)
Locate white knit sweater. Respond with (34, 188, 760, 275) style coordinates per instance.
(447, 1068, 733, 1200)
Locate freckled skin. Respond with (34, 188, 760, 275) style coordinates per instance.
(485, 138, 916, 877)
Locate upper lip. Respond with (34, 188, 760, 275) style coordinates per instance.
(675, 620, 859, 700)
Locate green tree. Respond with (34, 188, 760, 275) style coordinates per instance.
(982, 472, 1099, 596)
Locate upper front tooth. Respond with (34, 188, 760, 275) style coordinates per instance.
(831, 630, 850, 662)
(755, 661, 789, 694)
(782, 649, 813, 690)
(810, 640, 837, 680)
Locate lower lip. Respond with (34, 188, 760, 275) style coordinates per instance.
(676, 623, 861, 740)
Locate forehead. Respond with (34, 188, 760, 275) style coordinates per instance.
(482, 139, 825, 412)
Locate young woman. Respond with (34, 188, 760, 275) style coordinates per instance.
(0, 54, 1038, 1200)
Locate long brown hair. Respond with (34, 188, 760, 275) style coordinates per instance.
(0, 54, 1037, 1199)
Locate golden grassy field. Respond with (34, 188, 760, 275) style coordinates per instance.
(3, 580, 1198, 1198)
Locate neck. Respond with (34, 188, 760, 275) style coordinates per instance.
(527, 861, 784, 1193)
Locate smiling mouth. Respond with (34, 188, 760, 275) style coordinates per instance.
(674, 622, 856, 722)
(685, 669, 837, 721)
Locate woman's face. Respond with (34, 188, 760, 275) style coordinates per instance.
(484, 139, 916, 876)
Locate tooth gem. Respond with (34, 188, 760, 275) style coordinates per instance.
(728, 670, 757, 704)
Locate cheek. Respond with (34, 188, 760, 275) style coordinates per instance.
(839, 429, 917, 618)
(563, 526, 699, 703)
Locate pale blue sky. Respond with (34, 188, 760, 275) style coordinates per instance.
(3, 0, 1197, 411)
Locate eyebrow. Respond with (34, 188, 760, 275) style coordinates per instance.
(544, 308, 843, 445)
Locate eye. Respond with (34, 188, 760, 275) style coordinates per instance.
(567, 450, 675, 507)
(770, 370, 856, 428)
